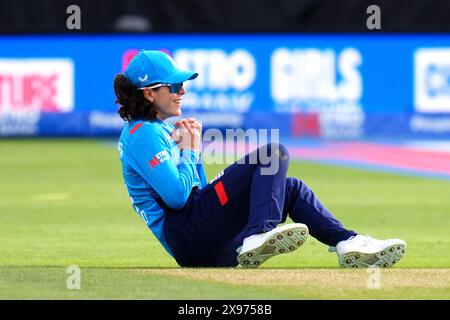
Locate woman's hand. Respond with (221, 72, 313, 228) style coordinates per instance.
(171, 118, 202, 154)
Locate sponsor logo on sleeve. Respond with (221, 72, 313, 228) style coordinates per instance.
(148, 150, 170, 169)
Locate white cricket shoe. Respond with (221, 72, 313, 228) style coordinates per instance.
(336, 234, 407, 268)
(237, 223, 309, 268)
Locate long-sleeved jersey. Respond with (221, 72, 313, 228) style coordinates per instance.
(117, 118, 208, 256)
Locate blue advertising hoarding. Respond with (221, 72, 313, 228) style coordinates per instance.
(0, 34, 449, 138)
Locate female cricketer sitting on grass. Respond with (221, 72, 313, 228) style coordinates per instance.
(113, 50, 406, 268)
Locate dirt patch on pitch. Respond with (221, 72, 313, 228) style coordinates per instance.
(140, 268, 450, 289)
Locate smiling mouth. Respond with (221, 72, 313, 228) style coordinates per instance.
(174, 99, 182, 104)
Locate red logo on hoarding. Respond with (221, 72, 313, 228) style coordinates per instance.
(121, 49, 173, 72)
(292, 112, 321, 137)
(122, 49, 140, 72)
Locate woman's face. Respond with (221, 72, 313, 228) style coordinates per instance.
(144, 84, 186, 120)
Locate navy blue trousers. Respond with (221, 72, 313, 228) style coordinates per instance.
(164, 143, 356, 267)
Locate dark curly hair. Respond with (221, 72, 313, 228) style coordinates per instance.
(113, 74, 159, 121)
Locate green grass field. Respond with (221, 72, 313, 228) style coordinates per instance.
(0, 139, 449, 299)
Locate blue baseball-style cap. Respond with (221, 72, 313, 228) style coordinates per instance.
(124, 50, 198, 88)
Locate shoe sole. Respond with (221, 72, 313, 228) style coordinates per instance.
(339, 242, 407, 268)
(237, 224, 309, 268)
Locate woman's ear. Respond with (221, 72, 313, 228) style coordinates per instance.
(143, 88, 154, 102)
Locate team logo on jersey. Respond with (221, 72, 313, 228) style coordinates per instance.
(148, 150, 169, 169)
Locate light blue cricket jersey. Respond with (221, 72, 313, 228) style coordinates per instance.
(117, 118, 207, 256)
